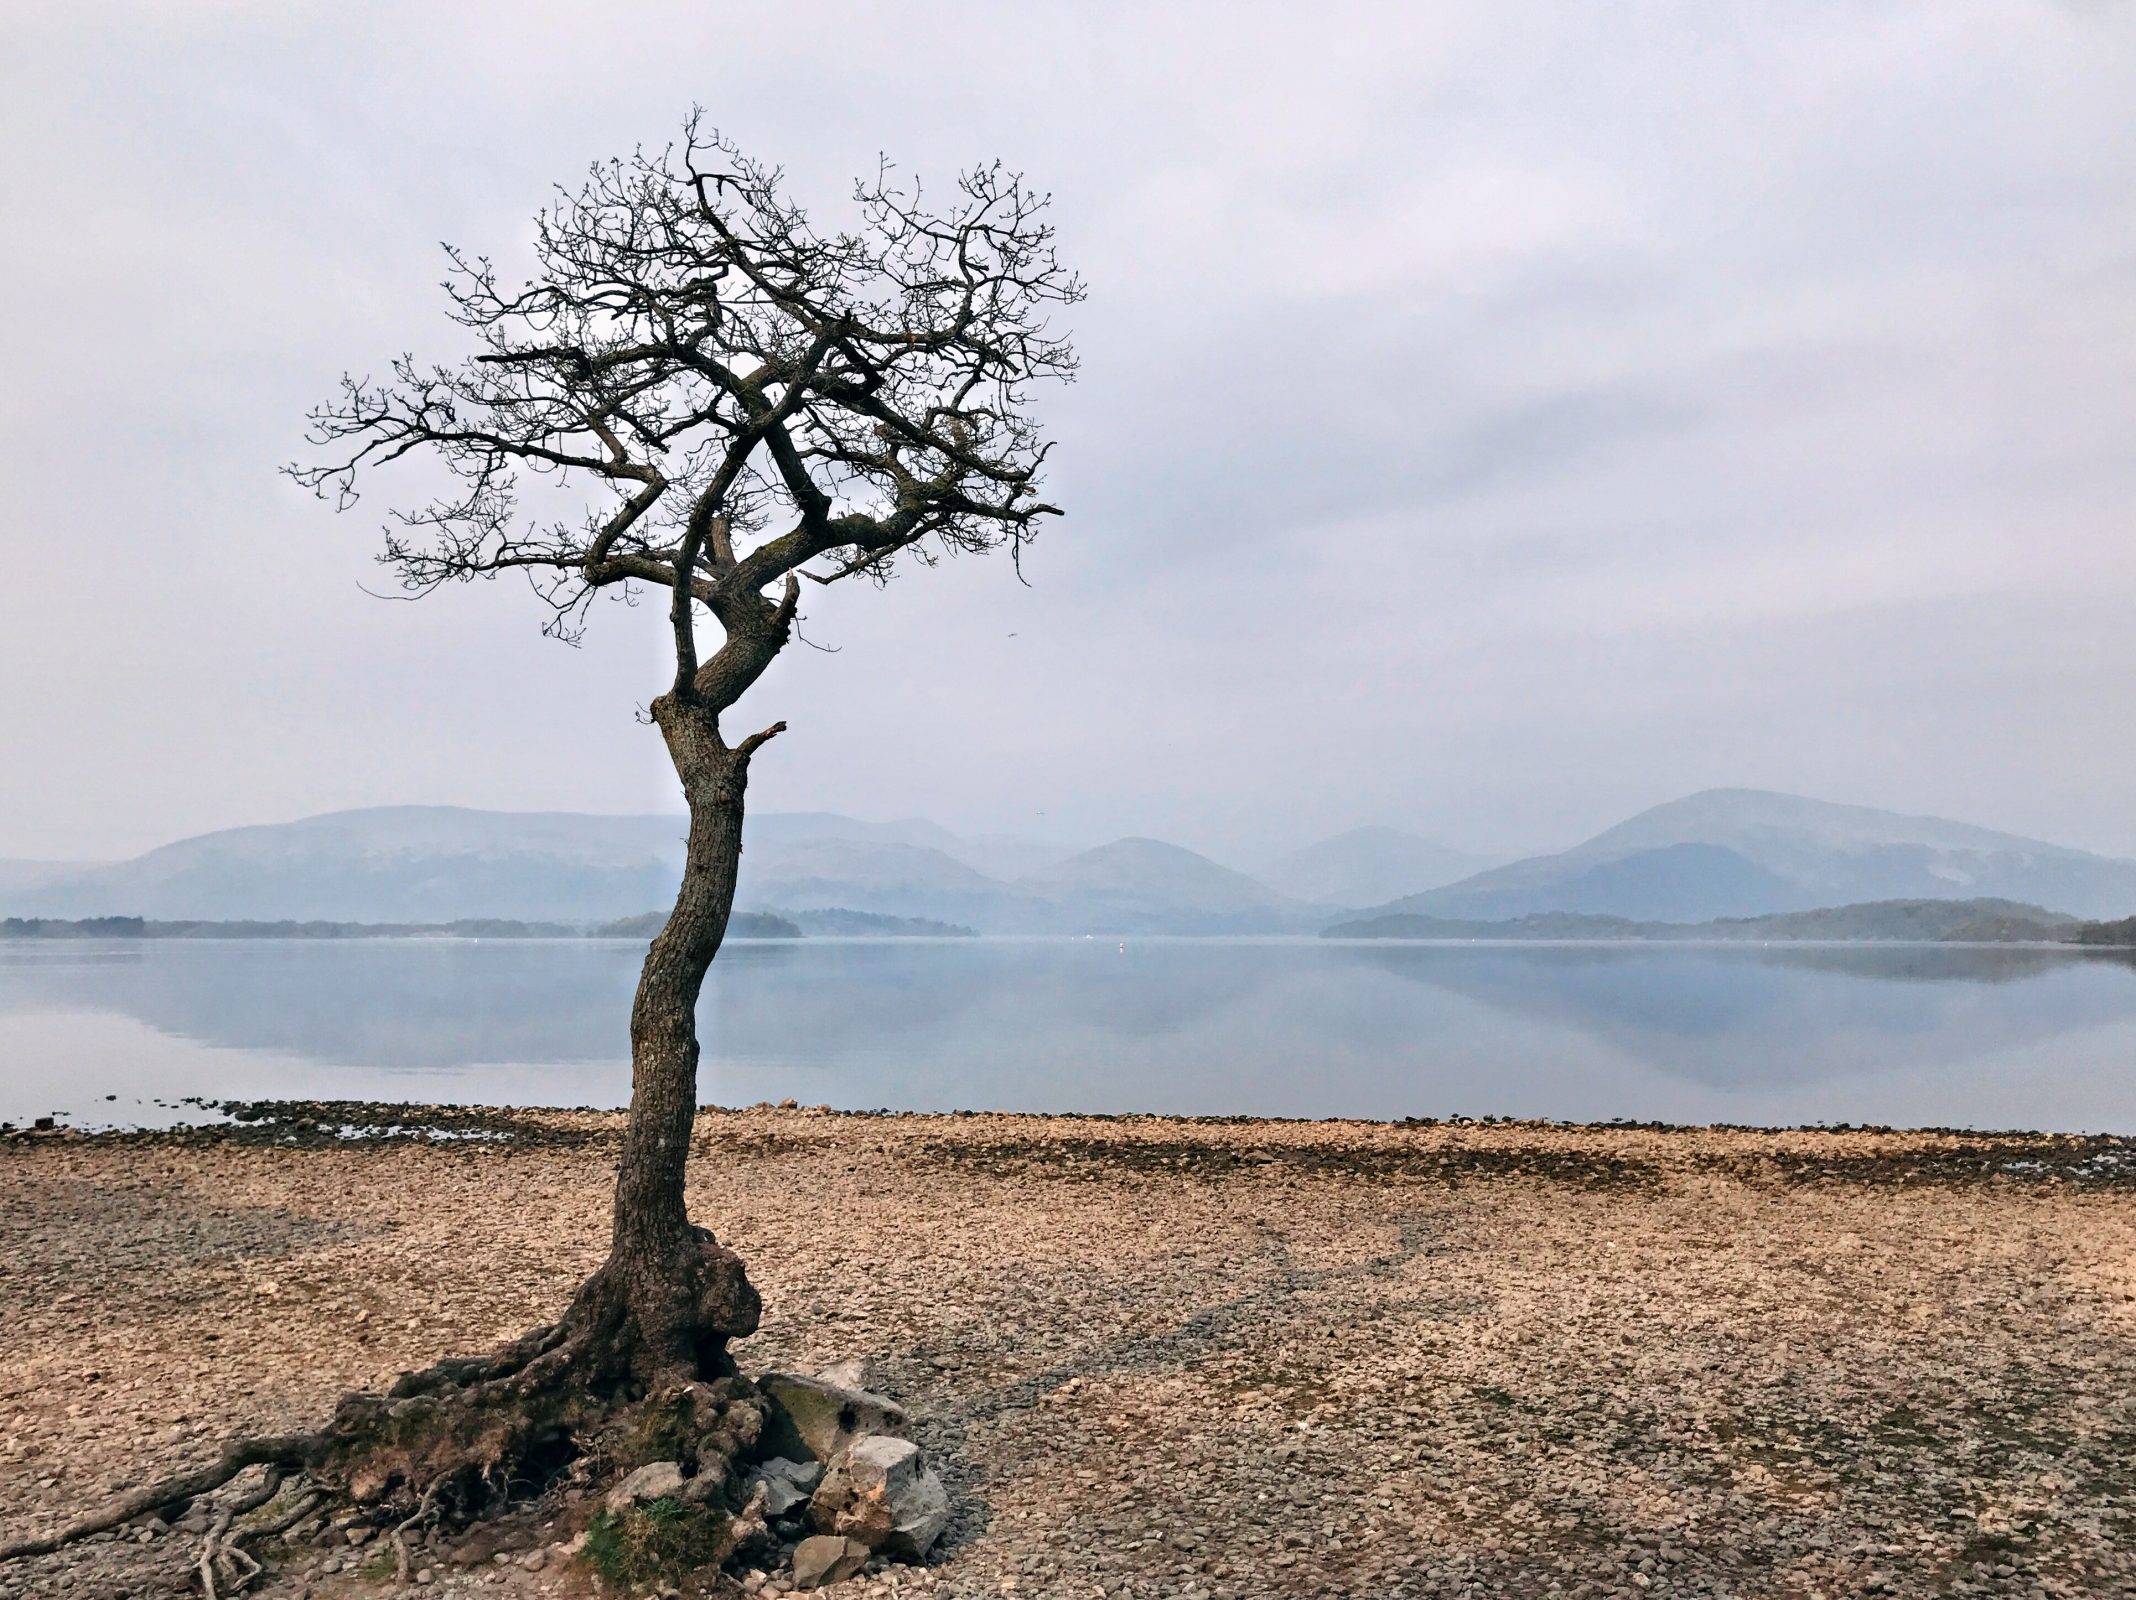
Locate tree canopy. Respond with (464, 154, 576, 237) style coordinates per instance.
(294, 114, 1083, 716)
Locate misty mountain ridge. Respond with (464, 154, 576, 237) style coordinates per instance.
(1013, 838, 1321, 933)
(0, 806, 1387, 933)
(6, 788, 2130, 933)
(1364, 788, 2136, 924)
(1256, 826, 1491, 906)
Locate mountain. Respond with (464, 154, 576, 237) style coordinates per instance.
(7, 808, 692, 922)
(0, 808, 1303, 933)
(743, 813, 1067, 880)
(734, 837, 1050, 929)
(37, 790, 2119, 936)
(1324, 897, 2089, 942)
(1256, 827, 1489, 906)
(1013, 838, 1317, 933)
(1359, 790, 2136, 924)
(0, 859, 102, 900)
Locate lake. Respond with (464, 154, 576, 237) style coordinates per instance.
(1, 937, 2133, 1132)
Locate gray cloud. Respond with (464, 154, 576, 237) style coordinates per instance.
(1, 0, 2131, 866)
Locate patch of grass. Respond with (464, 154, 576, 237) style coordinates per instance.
(581, 1499, 733, 1591)
(624, 1394, 705, 1471)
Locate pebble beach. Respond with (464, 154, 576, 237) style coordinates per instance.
(3, 1105, 2133, 1599)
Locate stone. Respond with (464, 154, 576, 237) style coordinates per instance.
(759, 1372, 910, 1464)
(752, 1456, 825, 1517)
(814, 1358, 876, 1392)
(792, 1534, 870, 1589)
(606, 1460, 688, 1511)
(810, 1436, 951, 1560)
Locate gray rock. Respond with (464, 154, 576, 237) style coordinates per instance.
(814, 1358, 877, 1391)
(605, 1460, 687, 1511)
(751, 1456, 825, 1517)
(810, 1435, 951, 1560)
(759, 1372, 909, 1464)
(791, 1534, 870, 1589)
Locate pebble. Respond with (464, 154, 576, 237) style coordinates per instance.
(0, 1110, 2130, 1600)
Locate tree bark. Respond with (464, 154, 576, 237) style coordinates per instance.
(597, 692, 762, 1378)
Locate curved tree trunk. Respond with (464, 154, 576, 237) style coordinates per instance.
(590, 693, 764, 1380)
(0, 700, 784, 1560)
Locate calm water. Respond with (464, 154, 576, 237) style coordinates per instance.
(1, 937, 2133, 1132)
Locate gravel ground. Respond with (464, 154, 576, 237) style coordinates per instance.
(2, 1105, 2133, 1600)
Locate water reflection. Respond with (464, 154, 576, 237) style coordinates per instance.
(1, 938, 2131, 1130)
(1337, 942, 2136, 1092)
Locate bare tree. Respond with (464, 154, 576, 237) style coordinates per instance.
(1, 116, 1078, 1568)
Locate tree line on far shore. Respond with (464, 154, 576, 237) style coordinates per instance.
(0, 909, 977, 941)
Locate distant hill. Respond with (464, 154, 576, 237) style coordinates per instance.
(590, 910, 801, 940)
(17, 790, 2128, 937)
(2075, 916, 2136, 948)
(0, 859, 102, 900)
(6, 808, 690, 923)
(734, 836, 1046, 929)
(0, 911, 806, 940)
(1014, 838, 1318, 933)
(781, 908, 976, 937)
(1326, 911, 1644, 940)
(1323, 897, 2124, 944)
(0, 807, 1303, 934)
(1700, 898, 2083, 942)
(1360, 790, 2136, 924)
(743, 813, 1065, 880)
(1256, 827, 1489, 906)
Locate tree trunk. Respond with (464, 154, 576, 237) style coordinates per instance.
(0, 699, 787, 1556)
(597, 693, 763, 1379)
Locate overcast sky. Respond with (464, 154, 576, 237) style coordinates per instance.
(3, 1, 2133, 866)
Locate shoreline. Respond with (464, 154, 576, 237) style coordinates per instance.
(12, 1096, 2136, 1147)
(7, 924, 2135, 949)
(4, 1105, 2133, 1598)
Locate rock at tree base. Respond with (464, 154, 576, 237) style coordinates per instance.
(750, 1456, 824, 1517)
(810, 1435, 950, 1559)
(605, 1460, 688, 1512)
(792, 1533, 871, 1589)
(759, 1371, 910, 1463)
(814, 1357, 877, 1391)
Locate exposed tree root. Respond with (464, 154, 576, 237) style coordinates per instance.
(0, 1436, 314, 1562)
(0, 1241, 768, 1592)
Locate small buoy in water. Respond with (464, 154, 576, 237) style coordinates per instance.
(1118, 942, 1127, 953)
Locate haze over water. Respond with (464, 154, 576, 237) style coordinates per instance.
(3, 937, 2132, 1134)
